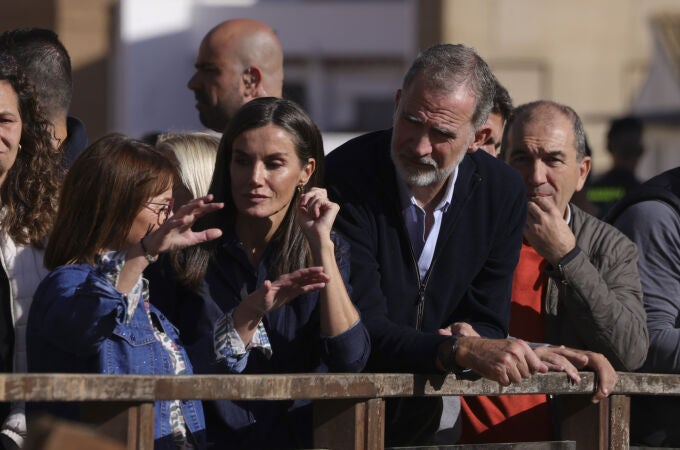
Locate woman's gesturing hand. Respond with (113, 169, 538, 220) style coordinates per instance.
(143, 194, 224, 256)
(297, 188, 339, 247)
(242, 266, 331, 317)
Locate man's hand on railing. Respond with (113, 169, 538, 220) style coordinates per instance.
(438, 323, 549, 386)
(437, 322, 617, 400)
(533, 346, 617, 403)
(452, 336, 549, 386)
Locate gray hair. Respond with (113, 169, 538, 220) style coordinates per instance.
(402, 44, 496, 129)
(504, 100, 587, 160)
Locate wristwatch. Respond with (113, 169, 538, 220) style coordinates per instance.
(439, 335, 464, 374)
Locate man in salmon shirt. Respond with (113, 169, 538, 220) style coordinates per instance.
(459, 100, 647, 443)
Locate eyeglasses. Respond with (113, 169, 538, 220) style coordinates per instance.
(144, 199, 174, 226)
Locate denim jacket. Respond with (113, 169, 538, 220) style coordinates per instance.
(26, 263, 206, 450)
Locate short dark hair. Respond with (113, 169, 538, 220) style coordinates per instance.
(503, 100, 587, 161)
(492, 79, 513, 122)
(607, 115, 644, 160)
(402, 44, 496, 129)
(0, 28, 73, 121)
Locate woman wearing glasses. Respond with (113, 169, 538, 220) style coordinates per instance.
(152, 98, 370, 449)
(26, 134, 329, 450)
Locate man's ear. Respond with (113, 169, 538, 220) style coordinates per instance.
(470, 126, 492, 151)
(394, 89, 402, 112)
(575, 156, 592, 192)
(243, 67, 263, 99)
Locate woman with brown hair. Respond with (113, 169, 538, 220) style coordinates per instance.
(0, 52, 62, 448)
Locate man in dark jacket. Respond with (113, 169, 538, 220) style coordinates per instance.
(325, 44, 553, 446)
(609, 167, 680, 447)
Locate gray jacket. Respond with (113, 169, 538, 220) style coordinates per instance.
(543, 204, 648, 371)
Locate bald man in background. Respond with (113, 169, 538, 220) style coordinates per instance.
(188, 18, 284, 133)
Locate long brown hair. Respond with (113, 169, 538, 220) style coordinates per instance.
(0, 52, 62, 248)
(45, 134, 178, 269)
(182, 97, 324, 288)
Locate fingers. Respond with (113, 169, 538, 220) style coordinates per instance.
(501, 339, 547, 378)
(438, 322, 479, 337)
(273, 267, 331, 288)
(450, 322, 480, 337)
(458, 338, 547, 386)
(298, 188, 339, 219)
(174, 195, 224, 220)
(293, 266, 330, 281)
(527, 196, 556, 214)
(545, 346, 589, 368)
(195, 228, 223, 243)
(533, 346, 582, 383)
(584, 352, 617, 403)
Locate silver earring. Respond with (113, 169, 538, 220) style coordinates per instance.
(18, 144, 21, 151)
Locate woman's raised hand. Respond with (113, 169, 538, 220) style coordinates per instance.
(297, 188, 339, 247)
(143, 194, 224, 255)
(239, 267, 330, 318)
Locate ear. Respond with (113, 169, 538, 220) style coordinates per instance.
(575, 156, 592, 192)
(242, 66, 263, 99)
(470, 125, 492, 152)
(299, 158, 316, 186)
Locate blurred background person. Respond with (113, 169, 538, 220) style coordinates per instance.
(587, 115, 645, 218)
(187, 19, 284, 133)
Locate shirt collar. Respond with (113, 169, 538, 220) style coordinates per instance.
(564, 203, 572, 225)
(396, 165, 459, 213)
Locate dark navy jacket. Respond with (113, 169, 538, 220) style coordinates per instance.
(27, 264, 206, 450)
(60, 116, 89, 168)
(325, 129, 526, 444)
(149, 231, 370, 449)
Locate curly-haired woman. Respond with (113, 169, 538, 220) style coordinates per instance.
(0, 52, 63, 448)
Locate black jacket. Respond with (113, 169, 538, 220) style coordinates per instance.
(326, 129, 526, 371)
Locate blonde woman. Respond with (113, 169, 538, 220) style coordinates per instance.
(157, 133, 219, 205)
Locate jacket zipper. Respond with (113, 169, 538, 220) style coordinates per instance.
(407, 229, 438, 331)
(416, 257, 437, 330)
(411, 173, 482, 330)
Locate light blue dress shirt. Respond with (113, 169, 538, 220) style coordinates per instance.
(397, 168, 458, 280)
